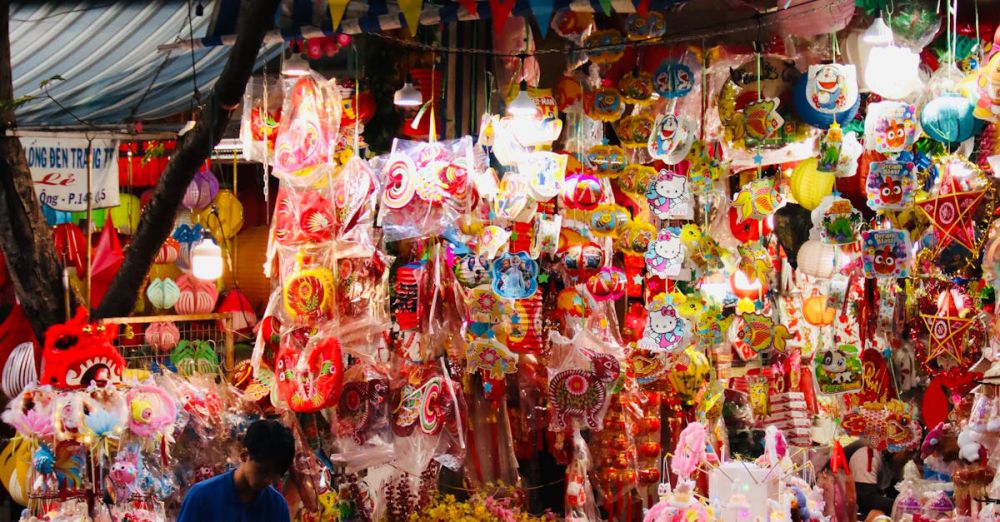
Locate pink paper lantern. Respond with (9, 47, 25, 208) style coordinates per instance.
(145, 321, 180, 352)
(182, 168, 219, 210)
(174, 274, 218, 315)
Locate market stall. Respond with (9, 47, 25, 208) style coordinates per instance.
(6, 0, 1000, 520)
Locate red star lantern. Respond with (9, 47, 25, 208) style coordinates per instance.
(920, 289, 974, 370)
(916, 174, 985, 255)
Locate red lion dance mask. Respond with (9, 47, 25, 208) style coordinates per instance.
(40, 307, 125, 389)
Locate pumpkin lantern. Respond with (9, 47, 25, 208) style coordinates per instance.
(802, 290, 836, 326)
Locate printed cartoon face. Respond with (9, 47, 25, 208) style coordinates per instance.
(655, 174, 686, 199)
(822, 350, 847, 373)
(658, 115, 678, 141)
(880, 176, 903, 205)
(648, 306, 679, 334)
(873, 246, 896, 275)
(884, 118, 907, 149)
(654, 238, 682, 260)
(814, 65, 842, 93)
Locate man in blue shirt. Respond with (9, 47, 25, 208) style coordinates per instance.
(177, 419, 295, 522)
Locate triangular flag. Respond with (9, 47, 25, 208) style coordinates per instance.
(489, 0, 517, 35)
(528, 0, 552, 39)
(636, 0, 650, 16)
(398, 0, 423, 36)
(90, 215, 123, 307)
(458, 0, 477, 16)
(598, 0, 612, 16)
(328, 0, 349, 31)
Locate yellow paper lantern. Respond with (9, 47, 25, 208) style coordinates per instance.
(194, 189, 244, 239)
(790, 158, 835, 210)
(109, 193, 141, 234)
(0, 438, 31, 506)
(231, 226, 271, 311)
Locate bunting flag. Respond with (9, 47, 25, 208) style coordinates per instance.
(458, 0, 477, 16)
(328, 0, 350, 31)
(490, 0, 517, 35)
(398, 0, 424, 36)
(528, 0, 553, 39)
(598, 0, 613, 15)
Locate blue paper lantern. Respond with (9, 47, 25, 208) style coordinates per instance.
(920, 93, 983, 146)
(792, 74, 860, 130)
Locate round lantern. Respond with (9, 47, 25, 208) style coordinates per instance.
(232, 226, 270, 310)
(790, 158, 835, 210)
(70, 208, 106, 230)
(1, 342, 35, 400)
(182, 168, 219, 210)
(560, 174, 603, 210)
(146, 277, 180, 310)
(108, 192, 141, 235)
(175, 273, 219, 315)
(586, 267, 626, 301)
(194, 189, 244, 239)
(920, 93, 982, 146)
(145, 321, 180, 351)
(792, 70, 860, 130)
(730, 270, 767, 300)
(796, 240, 851, 279)
(52, 223, 86, 274)
(154, 237, 180, 265)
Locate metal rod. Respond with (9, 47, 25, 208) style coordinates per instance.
(85, 139, 93, 314)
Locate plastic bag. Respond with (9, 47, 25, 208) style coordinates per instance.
(272, 73, 342, 187)
(547, 329, 623, 432)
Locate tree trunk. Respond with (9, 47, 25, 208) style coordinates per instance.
(94, 0, 280, 319)
(0, 0, 70, 341)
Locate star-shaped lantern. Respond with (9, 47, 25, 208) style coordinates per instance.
(916, 169, 985, 255)
(920, 289, 974, 369)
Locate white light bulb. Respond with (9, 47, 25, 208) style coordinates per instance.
(507, 81, 537, 116)
(394, 81, 423, 107)
(281, 53, 311, 77)
(191, 238, 224, 281)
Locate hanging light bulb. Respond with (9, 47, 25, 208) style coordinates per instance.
(282, 42, 311, 77)
(191, 237, 224, 281)
(507, 79, 538, 116)
(861, 17, 921, 99)
(394, 74, 423, 107)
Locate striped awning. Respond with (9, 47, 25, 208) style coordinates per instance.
(11, 1, 279, 127)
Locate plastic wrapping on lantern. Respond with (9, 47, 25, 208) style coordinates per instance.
(330, 156, 381, 256)
(547, 329, 623, 432)
(330, 362, 393, 472)
(377, 137, 474, 243)
(278, 245, 335, 326)
(272, 73, 342, 187)
(240, 76, 283, 164)
(388, 361, 466, 476)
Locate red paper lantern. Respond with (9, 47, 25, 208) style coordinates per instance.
(730, 270, 766, 300)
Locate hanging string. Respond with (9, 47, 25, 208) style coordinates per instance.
(975, 0, 982, 67)
(831, 31, 840, 63)
(352, 43, 361, 155)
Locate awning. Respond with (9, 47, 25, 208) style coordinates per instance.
(11, 0, 279, 127)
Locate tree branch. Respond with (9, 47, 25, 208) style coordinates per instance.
(94, 0, 280, 318)
(0, 0, 71, 340)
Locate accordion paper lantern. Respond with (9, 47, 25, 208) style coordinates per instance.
(146, 277, 180, 310)
(174, 274, 218, 315)
(182, 168, 219, 210)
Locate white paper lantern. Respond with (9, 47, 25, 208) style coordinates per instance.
(796, 240, 851, 279)
(864, 45, 922, 100)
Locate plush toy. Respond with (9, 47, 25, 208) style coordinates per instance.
(40, 308, 125, 390)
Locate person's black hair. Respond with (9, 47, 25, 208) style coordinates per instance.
(243, 419, 295, 474)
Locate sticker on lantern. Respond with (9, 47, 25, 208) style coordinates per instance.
(615, 114, 655, 148)
(866, 158, 916, 211)
(861, 229, 912, 279)
(518, 151, 567, 201)
(625, 12, 665, 40)
(805, 63, 858, 114)
(584, 87, 626, 122)
(617, 220, 656, 256)
(814, 344, 862, 395)
(645, 227, 686, 278)
(282, 251, 335, 324)
(653, 60, 694, 99)
(548, 351, 621, 431)
(865, 101, 919, 154)
(638, 293, 690, 353)
(618, 70, 654, 106)
(812, 196, 863, 245)
(589, 204, 628, 237)
(646, 168, 693, 220)
(586, 144, 627, 178)
(648, 114, 694, 164)
(491, 252, 539, 299)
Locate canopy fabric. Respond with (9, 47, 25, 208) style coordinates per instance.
(11, 1, 279, 127)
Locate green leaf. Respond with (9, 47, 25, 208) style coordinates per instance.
(39, 75, 65, 91)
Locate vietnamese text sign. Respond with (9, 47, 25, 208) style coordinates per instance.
(22, 136, 119, 211)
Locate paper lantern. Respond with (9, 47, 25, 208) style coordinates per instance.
(108, 192, 141, 235)
(1, 342, 35, 400)
(70, 208, 106, 229)
(921, 93, 982, 145)
(154, 237, 180, 265)
(217, 290, 256, 332)
(52, 223, 86, 274)
(175, 274, 218, 315)
(730, 270, 766, 300)
(796, 240, 850, 279)
(0, 438, 31, 506)
(41, 203, 73, 226)
(145, 277, 180, 310)
(194, 189, 244, 239)
(865, 42, 921, 100)
(790, 158, 835, 210)
(182, 168, 219, 210)
(145, 321, 180, 352)
(792, 67, 860, 129)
